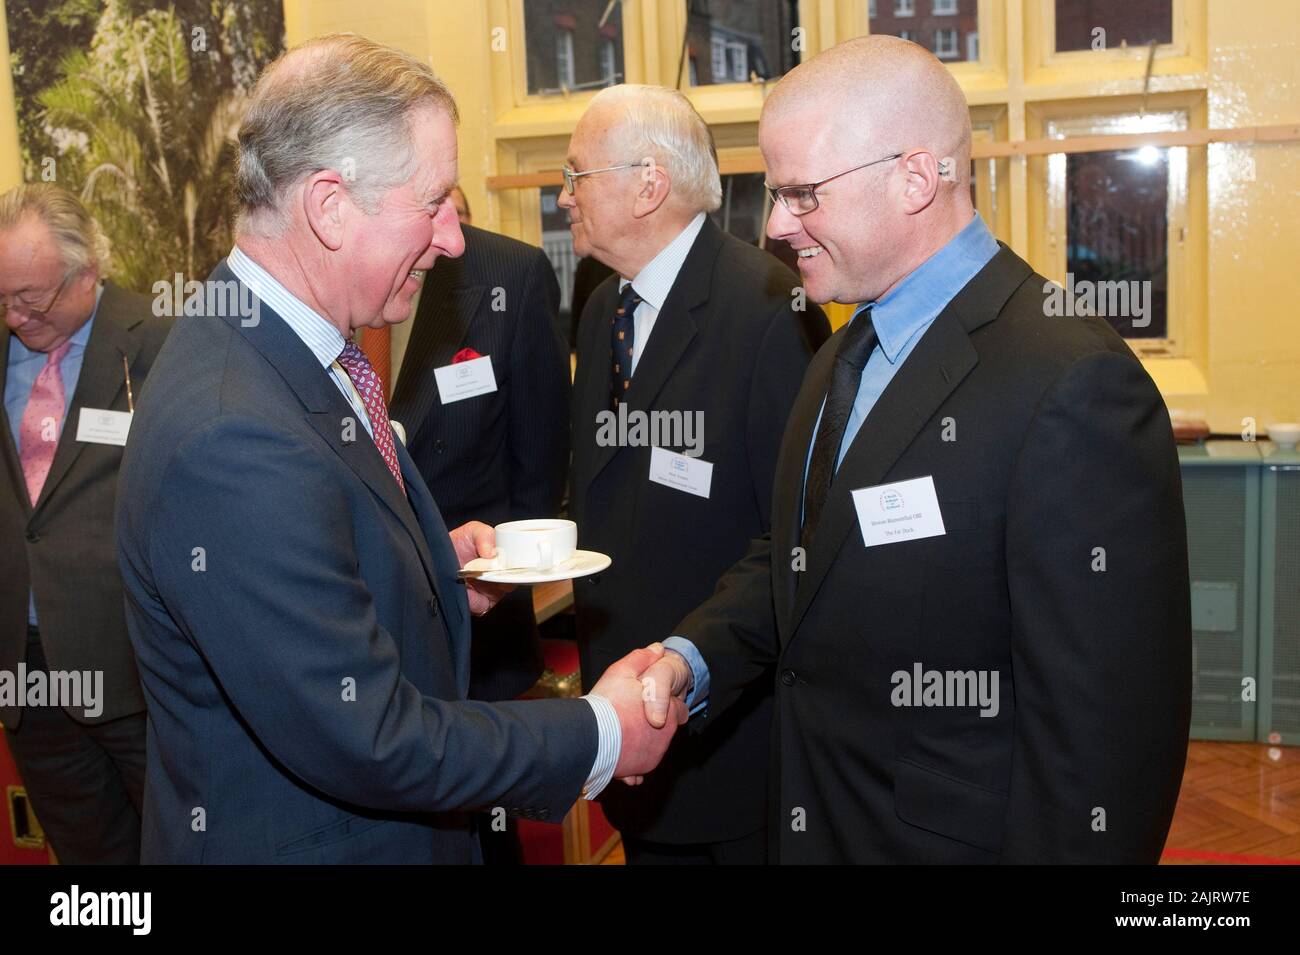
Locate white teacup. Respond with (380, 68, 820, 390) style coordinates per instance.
(491, 519, 577, 571)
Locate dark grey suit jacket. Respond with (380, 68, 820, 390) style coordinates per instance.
(116, 260, 597, 863)
(0, 282, 171, 728)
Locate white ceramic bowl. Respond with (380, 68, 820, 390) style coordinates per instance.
(1267, 422, 1300, 450)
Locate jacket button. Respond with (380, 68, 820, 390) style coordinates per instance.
(26, 530, 39, 543)
(428, 597, 438, 618)
(780, 669, 797, 686)
(589, 574, 600, 585)
(434, 439, 445, 454)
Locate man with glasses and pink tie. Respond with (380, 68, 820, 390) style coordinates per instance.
(0, 183, 171, 863)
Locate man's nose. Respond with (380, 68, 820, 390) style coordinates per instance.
(437, 207, 466, 259)
(766, 199, 802, 243)
(557, 189, 574, 209)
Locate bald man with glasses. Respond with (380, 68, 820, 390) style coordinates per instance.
(637, 36, 1191, 864)
(0, 184, 171, 863)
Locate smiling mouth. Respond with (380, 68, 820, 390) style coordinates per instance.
(796, 246, 825, 259)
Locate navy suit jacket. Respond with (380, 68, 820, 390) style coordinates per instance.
(115, 261, 597, 863)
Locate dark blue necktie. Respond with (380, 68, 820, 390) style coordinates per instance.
(610, 283, 641, 409)
(802, 305, 878, 548)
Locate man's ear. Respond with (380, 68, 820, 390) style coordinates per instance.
(899, 150, 942, 216)
(631, 159, 671, 220)
(302, 169, 347, 251)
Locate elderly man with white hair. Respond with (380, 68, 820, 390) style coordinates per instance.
(114, 34, 683, 864)
(0, 183, 171, 863)
(639, 36, 1191, 864)
(562, 84, 829, 864)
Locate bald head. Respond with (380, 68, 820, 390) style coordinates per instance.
(763, 35, 971, 190)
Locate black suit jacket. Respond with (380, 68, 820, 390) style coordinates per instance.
(390, 225, 569, 700)
(0, 283, 170, 728)
(677, 245, 1192, 863)
(570, 218, 829, 843)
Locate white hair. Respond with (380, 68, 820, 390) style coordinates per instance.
(0, 183, 111, 275)
(235, 34, 458, 236)
(588, 85, 722, 214)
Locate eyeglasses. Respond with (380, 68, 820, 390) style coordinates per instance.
(0, 272, 72, 318)
(561, 159, 653, 195)
(765, 152, 904, 216)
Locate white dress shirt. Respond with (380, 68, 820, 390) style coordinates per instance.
(619, 212, 707, 374)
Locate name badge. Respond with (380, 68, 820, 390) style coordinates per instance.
(75, 408, 133, 446)
(434, 355, 497, 404)
(648, 446, 713, 499)
(850, 475, 946, 548)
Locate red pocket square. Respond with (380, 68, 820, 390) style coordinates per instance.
(452, 348, 482, 364)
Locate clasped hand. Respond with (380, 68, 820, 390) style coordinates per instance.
(589, 643, 694, 786)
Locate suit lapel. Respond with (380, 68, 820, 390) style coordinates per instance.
(0, 330, 31, 517)
(31, 285, 139, 516)
(583, 220, 721, 486)
(208, 262, 445, 599)
(785, 245, 1031, 641)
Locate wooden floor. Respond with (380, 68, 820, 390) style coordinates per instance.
(1162, 740, 1300, 864)
(599, 741, 1300, 864)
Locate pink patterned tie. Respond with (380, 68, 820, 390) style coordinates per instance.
(336, 340, 405, 493)
(18, 341, 73, 505)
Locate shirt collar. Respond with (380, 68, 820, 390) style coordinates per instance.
(853, 213, 1000, 363)
(619, 212, 707, 310)
(227, 245, 346, 369)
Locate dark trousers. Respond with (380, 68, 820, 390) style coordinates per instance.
(5, 629, 146, 864)
(622, 827, 768, 865)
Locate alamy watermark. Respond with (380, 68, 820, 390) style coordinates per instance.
(595, 404, 704, 458)
(0, 665, 103, 718)
(1044, 273, 1151, 328)
(152, 274, 261, 327)
(891, 663, 1000, 718)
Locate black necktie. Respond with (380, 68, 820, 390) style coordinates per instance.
(802, 306, 878, 548)
(610, 283, 641, 409)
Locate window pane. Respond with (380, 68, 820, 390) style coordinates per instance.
(1065, 149, 1169, 339)
(686, 0, 800, 87)
(1055, 0, 1172, 53)
(525, 0, 624, 95)
(866, 0, 978, 63)
(709, 173, 798, 270)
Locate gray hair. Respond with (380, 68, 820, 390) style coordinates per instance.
(235, 33, 459, 234)
(0, 183, 111, 275)
(588, 85, 722, 214)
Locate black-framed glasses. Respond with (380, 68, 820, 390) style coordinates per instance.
(765, 152, 904, 216)
(561, 159, 653, 195)
(0, 272, 72, 318)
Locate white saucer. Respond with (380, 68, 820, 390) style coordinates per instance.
(459, 549, 612, 584)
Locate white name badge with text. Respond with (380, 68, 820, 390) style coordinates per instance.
(850, 475, 946, 548)
(434, 355, 497, 404)
(648, 446, 713, 499)
(75, 408, 133, 447)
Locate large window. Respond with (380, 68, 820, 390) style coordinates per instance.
(685, 0, 800, 87)
(868, 0, 979, 63)
(1045, 112, 1188, 348)
(524, 0, 624, 95)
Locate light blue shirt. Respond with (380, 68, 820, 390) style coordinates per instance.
(226, 247, 621, 799)
(669, 214, 1001, 712)
(6, 287, 102, 627)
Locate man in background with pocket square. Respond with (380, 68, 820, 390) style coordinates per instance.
(388, 216, 570, 864)
(636, 36, 1192, 863)
(562, 84, 829, 864)
(0, 184, 171, 863)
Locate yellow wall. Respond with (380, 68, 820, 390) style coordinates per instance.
(2, 0, 1296, 431)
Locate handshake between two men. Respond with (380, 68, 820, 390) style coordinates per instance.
(454, 521, 695, 788)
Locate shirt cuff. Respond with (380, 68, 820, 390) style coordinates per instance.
(662, 636, 710, 716)
(580, 693, 621, 800)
